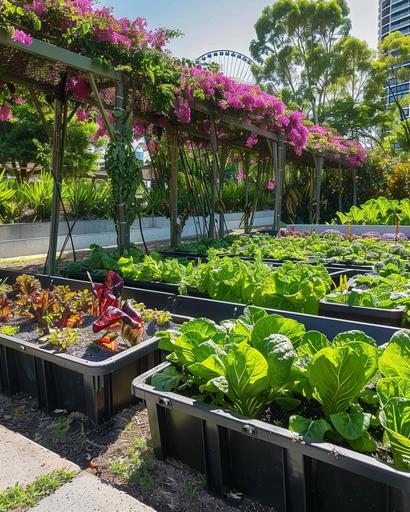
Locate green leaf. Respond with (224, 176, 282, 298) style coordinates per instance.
(377, 377, 410, 405)
(224, 341, 269, 418)
(379, 330, 410, 378)
(330, 411, 370, 441)
(188, 354, 225, 382)
(348, 431, 378, 453)
(289, 415, 331, 443)
(251, 314, 305, 348)
(308, 343, 378, 417)
(297, 331, 330, 358)
(256, 334, 297, 392)
(151, 366, 182, 391)
(332, 330, 376, 347)
(380, 397, 410, 470)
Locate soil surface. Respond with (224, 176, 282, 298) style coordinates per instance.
(6, 317, 178, 362)
(0, 393, 276, 512)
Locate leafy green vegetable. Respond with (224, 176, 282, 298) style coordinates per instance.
(380, 398, 410, 470)
(330, 411, 370, 441)
(308, 343, 378, 417)
(289, 415, 331, 442)
(151, 366, 183, 391)
(379, 330, 410, 378)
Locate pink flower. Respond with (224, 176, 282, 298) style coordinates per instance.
(67, 76, 91, 102)
(236, 170, 245, 182)
(0, 105, 13, 122)
(147, 139, 159, 153)
(13, 97, 25, 105)
(76, 110, 89, 122)
(245, 135, 259, 148)
(267, 180, 276, 191)
(11, 29, 32, 46)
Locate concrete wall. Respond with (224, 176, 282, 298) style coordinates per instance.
(286, 224, 410, 236)
(0, 211, 274, 258)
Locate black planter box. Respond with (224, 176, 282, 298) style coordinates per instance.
(0, 270, 187, 426)
(319, 298, 407, 327)
(133, 363, 410, 512)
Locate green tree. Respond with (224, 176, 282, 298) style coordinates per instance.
(0, 103, 48, 182)
(370, 32, 410, 151)
(250, 0, 351, 122)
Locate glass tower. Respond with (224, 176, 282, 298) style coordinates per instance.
(379, 0, 410, 116)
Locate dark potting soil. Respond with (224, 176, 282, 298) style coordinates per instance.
(5, 316, 178, 363)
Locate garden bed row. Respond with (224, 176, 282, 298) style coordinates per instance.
(64, 268, 407, 328)
(0, 269, 402, 427)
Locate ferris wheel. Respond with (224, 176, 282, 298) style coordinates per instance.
(196, 50, 255, 85)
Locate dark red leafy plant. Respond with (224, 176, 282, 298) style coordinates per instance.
(93, 301, 144, 349)
(0, 295, 12, 322)
(92, 271, 124, 317)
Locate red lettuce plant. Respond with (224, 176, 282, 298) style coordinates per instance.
(93, 301, 144, 349)
(0, 295, 12, 322)
(92, 271, 124, 317)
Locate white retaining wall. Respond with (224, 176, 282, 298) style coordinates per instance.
(0, 211, 274, 258)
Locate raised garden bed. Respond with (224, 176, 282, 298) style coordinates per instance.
(132, 308, 410, 512)
(319, 299, 407, 327)
(0, 269, 188, 426)
(134, 364, 410, 512)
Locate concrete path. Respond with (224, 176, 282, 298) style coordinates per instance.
(0, 425, 79, 491)
(0, 425, 155, 511)
(31, 471, 156, 511)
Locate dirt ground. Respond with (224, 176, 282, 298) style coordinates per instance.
(0, 393, 275, 512)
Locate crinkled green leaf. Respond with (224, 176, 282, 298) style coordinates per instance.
(151, 366, 182, 391)
(380, 397, 410, 470)
(251, 314, 305, 348)
(379, 330, 410, 378)
(377, 377, 410, 405)
(332, 330, 376, 347)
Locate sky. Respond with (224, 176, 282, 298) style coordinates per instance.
(101, 0, 379, 60)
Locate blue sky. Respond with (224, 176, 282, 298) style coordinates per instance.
(101, 0, 379, 59)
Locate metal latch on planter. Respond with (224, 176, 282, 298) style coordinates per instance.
(242, 424, 257, 436)
(159, 397, 172, 408)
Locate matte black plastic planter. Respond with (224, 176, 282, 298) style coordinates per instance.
(0, 270, 188, 426)
(319, 298, 407, 327)
(133, 363, 410, 512)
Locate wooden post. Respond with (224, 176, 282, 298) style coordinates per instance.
(277, 133, 286, 230)
(219, 146, 228, 239)
(352, 168, 357, 207)
(272, 140, 279, 231)
(338, 162, 343, 213)
(209, 116, 218, 239)
(46, 75, 67, 276)
(114, 82, 130, 253)
(314, 156, 323, 224)
(244, 154, 251, 234)
(167, 129, 179, 248)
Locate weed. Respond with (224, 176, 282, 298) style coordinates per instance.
(0, 469, 75, 511)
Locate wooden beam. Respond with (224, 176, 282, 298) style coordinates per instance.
(193, 101, 279, 142)
(0, 29, 121, 81)
(88, 72, 114, 139)
(352, 168, 357, 206)
(338, 162, 343, 212)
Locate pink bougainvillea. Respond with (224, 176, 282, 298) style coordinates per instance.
(266, 180, 276, 191)
(0, 105, 13, 122)
(11, 29, 32, 46)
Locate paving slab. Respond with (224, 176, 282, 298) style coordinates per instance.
(31, 471, 156, 511)
(0, 425, 79, 491)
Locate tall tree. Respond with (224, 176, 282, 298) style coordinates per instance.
(370, 32, 410, 151)
(250, 0, 351, 123)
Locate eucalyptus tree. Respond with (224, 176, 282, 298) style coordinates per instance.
(250, 0, 351, 123)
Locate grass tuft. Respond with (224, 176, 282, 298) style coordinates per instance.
(0, 469, 75, 511)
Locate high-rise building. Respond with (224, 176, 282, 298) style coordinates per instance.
(378, 0, 410, 116)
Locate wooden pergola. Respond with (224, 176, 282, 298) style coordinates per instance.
(0, 29, 358, 272)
